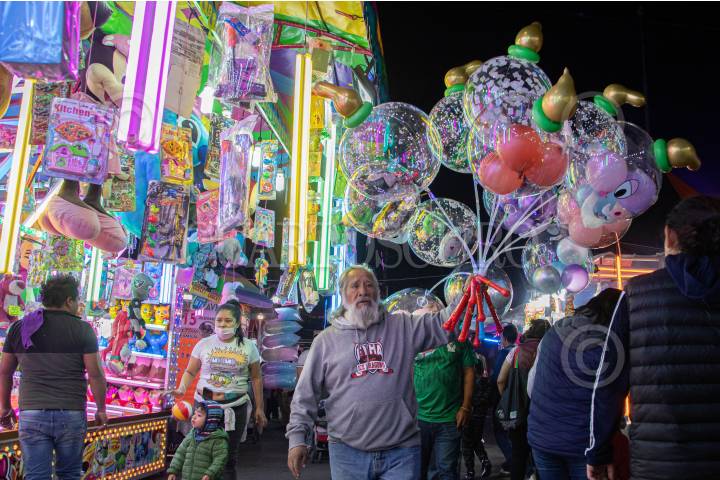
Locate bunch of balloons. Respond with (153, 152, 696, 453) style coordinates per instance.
(521, 227, 593, 294)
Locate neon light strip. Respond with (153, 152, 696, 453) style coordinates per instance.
(159, 263, 174, 303)
(0, 79, 34, 273)
(85, 248, 103, 302)
(118, 1, 177, 153)
(288, 53, 312, 266)
(597, 267, 654, 274)
(315, 101, 337, 291)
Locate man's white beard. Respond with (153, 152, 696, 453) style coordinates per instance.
(343, 300, 380, 329)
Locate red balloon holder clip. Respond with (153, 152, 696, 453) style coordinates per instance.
(442, 275, 510, 347)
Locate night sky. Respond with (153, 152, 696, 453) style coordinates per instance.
(361, 2, 719, 305)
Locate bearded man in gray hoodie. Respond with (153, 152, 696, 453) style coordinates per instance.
(287, 265, 454, 479)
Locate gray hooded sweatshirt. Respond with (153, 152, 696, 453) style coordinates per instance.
(286, 307, 450, 451)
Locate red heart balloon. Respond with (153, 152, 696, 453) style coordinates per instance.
(478, 151, 524, 195)
(524, 142, 569, 187)
(497, 124, 543, 173)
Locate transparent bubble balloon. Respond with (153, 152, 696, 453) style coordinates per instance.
(342, 184, 419, 243)
(561, 121, 659, 247)
(467, 94, 568, 197)
(463, 55, 552, 124)
(429, 91, 471, 173)
(483, 189, 558, 238)
(444, 262, 513, 319)
(339, 102, 443, 202)
(563, 100, 627, 159)
(408, 198, 478, 267)
(521, 225, 593, 293)
(384, 288, 445, 316)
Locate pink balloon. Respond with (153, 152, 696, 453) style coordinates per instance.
(478, 151, 524, 195)
(586, 152, 628, 193)
(497, 124, 543, 173)
(524, 142, 569, 187)
(569, 216, 603, 247)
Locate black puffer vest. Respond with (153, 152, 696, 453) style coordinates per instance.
(625, 268, 720, 479)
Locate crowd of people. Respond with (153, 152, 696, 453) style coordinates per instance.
(0, 195, 717, 480)
(287, 195, 720, 480)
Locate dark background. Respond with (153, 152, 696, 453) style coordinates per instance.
(358, 2, 719, 306)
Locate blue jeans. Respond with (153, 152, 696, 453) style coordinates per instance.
(19, 410, 87, 480)
(329, 441, 421, 480)
(419, 420, 461, 480)
(532, 448, 586, 480)
(492, 408, 512, 470)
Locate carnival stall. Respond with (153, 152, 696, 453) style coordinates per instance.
(0, 1, 383, 477)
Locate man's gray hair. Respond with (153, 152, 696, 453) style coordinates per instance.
(330, 264, 382, 321)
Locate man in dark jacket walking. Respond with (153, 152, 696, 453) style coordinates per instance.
(586, 196, 720, 480)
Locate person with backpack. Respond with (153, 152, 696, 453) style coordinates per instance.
(497, 319, 551, 480)
(586, 195, 720, 480)
(490, 324, 518, 476)
(526, 288, 622, 480)
(461, 347, 492, 479)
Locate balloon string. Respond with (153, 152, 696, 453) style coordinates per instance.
(480, 195, 503, 271)
(472, 179, 484, 270)
(485, 238, 530, 270)
(428, 272, 456, 294)
(490, 191, 558, 260)
(424, 189, 478, 272)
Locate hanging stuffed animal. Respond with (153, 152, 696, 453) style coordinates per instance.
(128, 273, 153, 346)
(0, 274, 25, 330)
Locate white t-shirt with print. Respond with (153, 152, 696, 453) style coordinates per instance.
(191, 336, 260, 396)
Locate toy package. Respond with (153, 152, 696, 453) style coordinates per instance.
(111, 260, 143, 300)
(280, 217, 290, 269)
(27, 250, 49, 287)
(208, 3, 276, 104)
(0, 1, 81, 81)
(48, 236, 84, 272)
(196, 189, 235, 244)
(139, 181, 190, 263)
(253, 206, 275, 248)
(273, 265, 300, 306)
(217, 115, 257, 234)
(143, 262, 163, 304)
(159, 124, 193, 185)
(257, 139, 278, 201)
(205, 114, 236, 180)
(31, 82, 72, 145)
(103, 148, 136, 212)
(43, 98, 113, 184)
(299, 269, 320, 313)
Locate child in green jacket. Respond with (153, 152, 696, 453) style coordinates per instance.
(168, 401, 229, 480)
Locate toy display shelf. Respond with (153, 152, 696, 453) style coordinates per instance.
(105, 375, 164, 390)
(144, 324, 168, 332)
(132, 351, 167, 360)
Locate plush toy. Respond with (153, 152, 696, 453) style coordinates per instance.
(216, 237, 247, 268)
(145, 331, 168, 356)
(0, 274, 25, 330)
(128, 273, 153, 345)
(140, 303, 154, 324)
(153, 304, 170, 326)
(104, 302, 131, 374)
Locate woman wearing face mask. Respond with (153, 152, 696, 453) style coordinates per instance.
(171, 300, 267, 480)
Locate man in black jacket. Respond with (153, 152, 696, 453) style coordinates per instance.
(586, 196, 720, 480)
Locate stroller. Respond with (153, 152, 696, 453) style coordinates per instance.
(310, 400, 328, 463)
